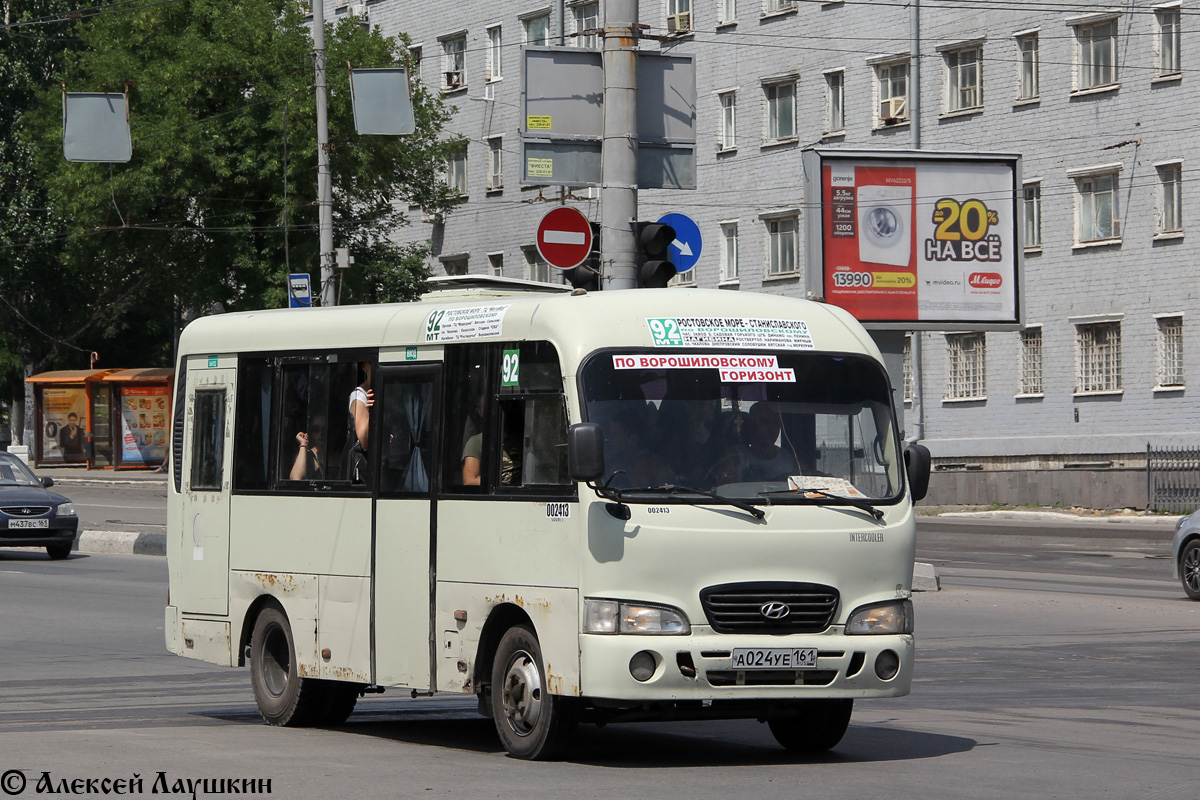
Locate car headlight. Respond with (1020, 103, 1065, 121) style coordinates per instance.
(583, 599, 691, 635)
(846, 600, 913, 635)
(56, 503, 77, 518)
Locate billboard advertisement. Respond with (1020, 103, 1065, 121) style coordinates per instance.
(804, 149, 1022, 330)
(40, 387, 88, 464)
(119, 385, 170, 465)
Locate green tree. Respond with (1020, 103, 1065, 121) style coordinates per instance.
(3, 0, 458, 442)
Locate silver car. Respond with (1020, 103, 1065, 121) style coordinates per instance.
(1172, 514, 1200, 600)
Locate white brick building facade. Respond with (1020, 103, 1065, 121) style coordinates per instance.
(333, 0, 1200, 506)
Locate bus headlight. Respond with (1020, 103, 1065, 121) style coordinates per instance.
(846, 600, 913, 635)
(584, 599, 691, 635)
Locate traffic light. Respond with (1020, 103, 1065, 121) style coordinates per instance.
(635, 221, 677, 288)
(563, 222, 601, 291)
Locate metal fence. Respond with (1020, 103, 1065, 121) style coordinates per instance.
(1147, 444, 1200, 513)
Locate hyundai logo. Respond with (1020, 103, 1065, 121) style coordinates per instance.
(760, 601, 790, 620)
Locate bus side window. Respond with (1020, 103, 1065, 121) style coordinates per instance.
(441, 345, 489, 492)
(276, 361, 356, 485)
(497, 341, 570, 489)
(190, 390, 226, 491)
(233, 359, 272, 491)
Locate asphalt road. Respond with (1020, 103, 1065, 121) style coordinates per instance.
(0, 505, 1196, 798)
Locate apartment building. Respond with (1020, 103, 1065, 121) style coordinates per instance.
(334, 0, 1197, 507)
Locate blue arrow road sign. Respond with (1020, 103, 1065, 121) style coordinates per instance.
(657, 212, 702, 273)
(288, 273, 312, 308)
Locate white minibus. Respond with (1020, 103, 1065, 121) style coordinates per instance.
(165, 277, 931, 759)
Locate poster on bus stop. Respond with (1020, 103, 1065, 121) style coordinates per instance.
(803, 149, 1023, 330)
(119, 386, 170, 465)
(40, 387, 87, 464)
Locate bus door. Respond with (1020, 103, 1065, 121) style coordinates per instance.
(372, 364, 440, 689)
(177, 360, 235, 616)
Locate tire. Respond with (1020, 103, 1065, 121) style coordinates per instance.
(46, 543, 72, 560)
(490, 625, 578, 760)
(248, 607, 327, 727)
(767, 699, 853, 753)
(316, 681, 361, 726)
(1181, 539, 1200, 601)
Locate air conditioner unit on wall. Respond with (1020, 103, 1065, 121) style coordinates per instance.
(879, 96, 907, 123)
(445, 70, 463, 88)
(344, 2, 366, 16)
(667, 11, 692, 33)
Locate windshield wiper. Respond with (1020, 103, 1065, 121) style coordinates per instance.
(624, 484, 765, 520)
(759, 486, 884, 520)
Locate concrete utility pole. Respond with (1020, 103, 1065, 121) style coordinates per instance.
(312, 0, 335, 306)
(600, 0, 639, 289)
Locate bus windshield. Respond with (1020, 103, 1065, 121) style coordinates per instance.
(580, 351, 902, 502)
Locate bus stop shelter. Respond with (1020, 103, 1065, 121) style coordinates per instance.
(25, 369, 114, 467)
(98, 368, 174, 469)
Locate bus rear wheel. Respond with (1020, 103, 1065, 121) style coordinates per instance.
(490, 625, 578, 760)
(767, 699, 853, 753)
(249, 607, 329, 727)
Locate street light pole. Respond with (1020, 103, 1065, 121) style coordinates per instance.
(312, 0, 335, 306)
(600, 0, 639, 289)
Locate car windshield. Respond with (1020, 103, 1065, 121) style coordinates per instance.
(0, 454, 42, 487)
(581, 350, 902, 502)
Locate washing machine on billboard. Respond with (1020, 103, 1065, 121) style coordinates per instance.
(856, 184, 913, 267)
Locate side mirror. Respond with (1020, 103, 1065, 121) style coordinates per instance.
(568, 422, 605, 483)
(904, 444, 931, 503)
(41, 476, 54, 488)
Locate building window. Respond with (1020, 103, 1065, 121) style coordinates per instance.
(523, 246, 551, 283)
(484, 137, 504, 191)
(1157, 315, 1185, 388)
(903, 335, 913, 403)
(1157, 6, 1181, 76)
(826, 70, 845, 132)
(441, 34, 466, 90)
(945, 333, 986, 400)
(718, 91, 736, 150)
(667, 0, 692, 32)
(720, 221, 739, 281)
(766, 0, 797, 13)
(1017, 34, 1039, 99)
(1075, 19, 1117, 91)
(718, 0, 736, 24)
(408, 46, 422, 84)
(1075, 171, 1118, 243)
(945, 47, 982, 112)
(1019, 327, 1043, 395)
(1075, 321, 1122, 393)
(877, 60, 909, 124)
(766, 215, 798, 275)
(670, 267, 696, 286)
(488, 253, 504, 277)
(764, 80, 796, 142)
(573, 2, 599, 48)
(1159, 162, 1182, 234)
(1023, 181, 1042, 249)
(446, 144, 467, 196)
(442, 256, 468, 276)
(485, 26, 502, 82)
(523, 13, 550, 46)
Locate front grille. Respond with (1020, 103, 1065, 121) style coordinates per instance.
(700, 582, 839, 634)
(1, 506, 51, 517)
(706, 670, 837, 687)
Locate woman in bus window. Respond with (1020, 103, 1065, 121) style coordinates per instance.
(346, 362, 373, 484)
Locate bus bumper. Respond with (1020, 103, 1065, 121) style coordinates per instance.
(578, 628, 913, 704)
(164, 605, 183, 655)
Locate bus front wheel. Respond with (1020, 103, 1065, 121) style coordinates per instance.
(249, 607, 329, 727)
(490, 625, 578, 760)
(767, 699, 853, 753)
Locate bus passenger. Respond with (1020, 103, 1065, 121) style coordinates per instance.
(346, 362, 373, 484)
(289, 430, 323, 481)
(737, 403, 799, 483)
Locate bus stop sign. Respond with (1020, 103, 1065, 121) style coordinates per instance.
(536, 207, 593, 270)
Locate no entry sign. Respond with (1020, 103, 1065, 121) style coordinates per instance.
(536, 206, 593, 269)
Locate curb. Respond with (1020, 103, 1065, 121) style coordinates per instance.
(936, 510, 1182, 526)
(54, 478, 168, 488)
(75, 530, 166, 557)
(912, 561, 939, 592)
